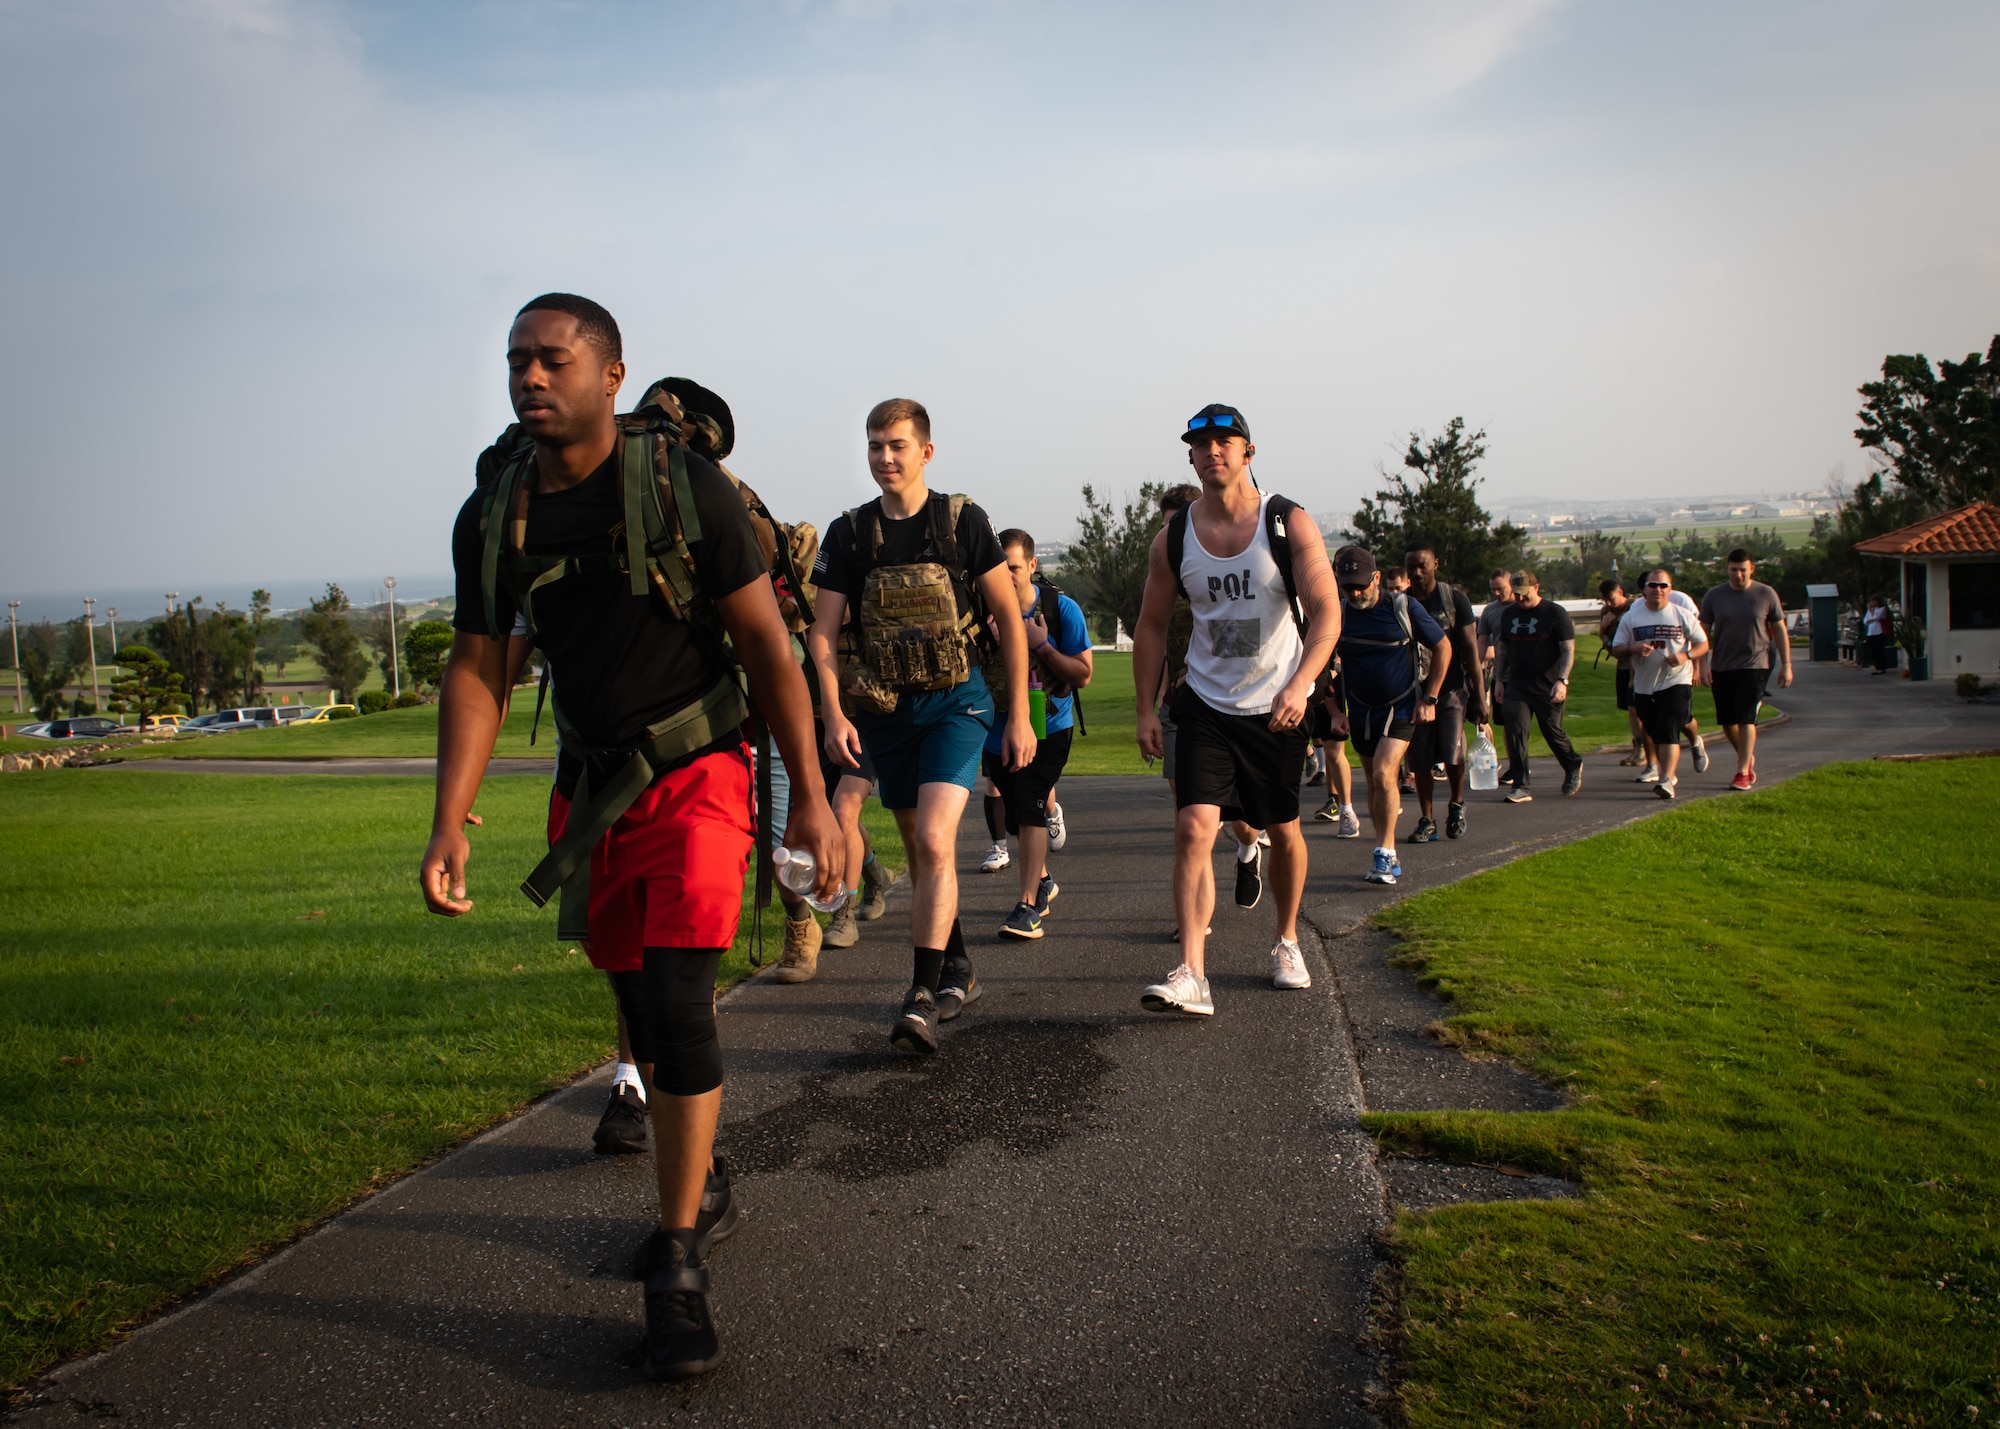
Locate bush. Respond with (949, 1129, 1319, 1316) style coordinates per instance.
(356, 691, 392, 715)
(1956, 673, 1982, 697)
(326, 706, 358, 721)
(393, 691, 423, 709)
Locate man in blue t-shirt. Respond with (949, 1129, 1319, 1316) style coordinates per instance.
(983, 529, 1094, 940)
(1328, 546, 1452, 887)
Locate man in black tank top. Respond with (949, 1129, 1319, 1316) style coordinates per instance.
(1131, 404, 1341, 1017)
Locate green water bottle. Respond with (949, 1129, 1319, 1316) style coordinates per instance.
(1029, 689, 1048, 738)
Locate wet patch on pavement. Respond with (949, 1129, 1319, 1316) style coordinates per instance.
(722, 1017, 1119, 1181)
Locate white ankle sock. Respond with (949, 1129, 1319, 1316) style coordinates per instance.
(1236, 841, 1258, 863)
(615, 1062, 646, 1100)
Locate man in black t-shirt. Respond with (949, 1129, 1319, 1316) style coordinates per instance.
(809, 398, 1033, 1057)
(1491, 569, 1584, 803)
(1402, 546, 1488, 841)
(422, 294, 839, 1383)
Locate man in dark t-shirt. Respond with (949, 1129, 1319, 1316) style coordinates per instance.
(1698, 548, 1792, 790)
(809, 398, 1033, 1058)
(1491, 569, 1584, 802)
(1403, 546, 1488, 842)
(422, 294, 839, 1383)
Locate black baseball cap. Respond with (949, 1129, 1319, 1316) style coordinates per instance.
(1334, 546, 1378, 586)
(1181, 403, 1251, 444)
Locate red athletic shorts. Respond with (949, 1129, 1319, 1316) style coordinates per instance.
(545, 744, 755, 973)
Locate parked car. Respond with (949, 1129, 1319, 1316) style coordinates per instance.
(138, 714, 187, 734)
(12, 722, 54, 738)
(272, 705, 315, 724)
(40, 716, 124, 740)
(289, 704, 358, 723)
(182, 708, 278, 735)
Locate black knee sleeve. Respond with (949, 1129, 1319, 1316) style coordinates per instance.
(641, 947, 726, 1097)
(984, 792, 1007, 841)
(607, 969, 656, 1065)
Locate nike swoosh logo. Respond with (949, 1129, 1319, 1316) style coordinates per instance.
(968, 708, 990, 715)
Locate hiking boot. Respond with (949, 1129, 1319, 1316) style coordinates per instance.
(1271, 938, 1311, 990)
(1336, 805, 1362, 839)
(1234, 845, 1263, 910)
(772, 912, 821, 984)
(857, 859, 894, 921)
(1656, 777, 1678, 800)
(1504, 785, 1533, 804)
(1046, 800, 1067, 852)
(593, 1083, 648, 1156)
(1365, 848, 1399, 886)
(1141, 963, 1214, 1016)
(1035, 873, 1059, 917)
(1562, 765, 1584, 797)
(999, 902, 1044, 940)
(890, 986, 940, 1055)
(1692, 736, 1710, 774)
(979, 841, 1010, 874)
(1409, 816, 1438, 844)
(936, 955, 981, 1021)
(1314, 794, 1340, 822)
(1445, 801, 1466, 839)
(822, 897, 860, 949)
(1619, 739, 1646, 767)
(637, 1232, 721, 1381)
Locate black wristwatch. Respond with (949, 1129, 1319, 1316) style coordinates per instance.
(1420, 694, 1438, 707)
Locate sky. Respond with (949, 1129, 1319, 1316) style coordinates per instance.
(2, 0, 1997, 609)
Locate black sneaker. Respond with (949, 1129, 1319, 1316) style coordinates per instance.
(593, 1083, 649, 1156)
(1562, 765, 1584, 797)
(637, 1231, 721, 1381)
(1445, 801, 1466, 839)
(1409, 816, 1438, 844)
(631, 1159, 742, 1278)
(1034, 873, 1059, 917)
(999, 902, 1044, 940)
(936, 956, 981, 1021)
(890, 986, 939, 1055)
(1313, 794, 1340, 822)
(1234, 847, 1263, 910)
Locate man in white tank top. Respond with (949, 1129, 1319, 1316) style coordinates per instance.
(1131, 404, 1341, 1016)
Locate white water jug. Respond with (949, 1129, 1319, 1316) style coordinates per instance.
(1468, 727, 1499, 791)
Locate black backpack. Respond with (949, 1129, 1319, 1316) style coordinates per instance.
(1165, 494, 1308, 637)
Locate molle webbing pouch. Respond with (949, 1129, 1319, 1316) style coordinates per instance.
(858, 561, 974, 694)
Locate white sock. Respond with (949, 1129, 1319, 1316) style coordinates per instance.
(1340, 803, 1356, 816)
(1237, 840, 1259, 863)
(615, 1061, 646, 1100)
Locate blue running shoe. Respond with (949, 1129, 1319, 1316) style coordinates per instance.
(1365, 848, 1399, 886)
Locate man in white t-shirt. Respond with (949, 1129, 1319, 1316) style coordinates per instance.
(1611, 568, 1710, 801)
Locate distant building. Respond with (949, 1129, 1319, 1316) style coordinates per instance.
(1855, 502, 2000, 679)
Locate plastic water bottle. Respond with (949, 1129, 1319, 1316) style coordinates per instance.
(1469, 728, 1500, 791)
(772, 846, 845, 913)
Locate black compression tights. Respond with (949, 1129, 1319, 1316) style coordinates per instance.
(607, 947, 725, 1097)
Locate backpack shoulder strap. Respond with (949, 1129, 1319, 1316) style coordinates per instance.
(934, 492, 967, 572)
(1395, 592, 1422, 687)
(1166, 506, 1190, 600)
(479, 449, 535, 639)
(1264, 495, 1305, 636)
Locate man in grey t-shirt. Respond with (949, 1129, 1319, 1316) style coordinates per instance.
(1698, 548, 1791, 791)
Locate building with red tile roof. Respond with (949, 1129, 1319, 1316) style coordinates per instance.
(1855, 502, 2000, 680)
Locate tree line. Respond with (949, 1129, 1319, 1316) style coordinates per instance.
(1051, 335, 2000, 634)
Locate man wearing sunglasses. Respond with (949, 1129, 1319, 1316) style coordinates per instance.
(1611, 569, 1711, 800)
(1132, 403, 1340, 1014)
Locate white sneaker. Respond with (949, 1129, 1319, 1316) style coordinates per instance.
(1046, 800, 1067, 852)
(1141, 963, 1214, 1016)
(1271, 939, 1311, 990)
(1335, 805, 1362, 839)
(979, 840, 1010, 873)
(1634, 768, 1660, 784)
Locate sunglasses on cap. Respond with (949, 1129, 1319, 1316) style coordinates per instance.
(1186, 413, 1241, 433)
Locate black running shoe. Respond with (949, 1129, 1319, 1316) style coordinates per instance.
(637, 1232, 721, 1381)
(631, 1159, 741, 1279)
(1234, 846, 1263, 910)
(890, 986, 940, 1055)
(1409, 816, 1438, 844)
(1445, 801, 1466, 839)
(936, 955, 981, 1021)
(1562, 765, 1584, 797)
(1035, 873, 1059, 917)
(593, 1083, 649, 1156)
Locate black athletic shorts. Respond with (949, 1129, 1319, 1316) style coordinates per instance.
(1633, 684, 1693, 746)
(1171, 688, 1308, 828)
(980, 727, 1072, 834)
(1615, 667, 1633, 712)
(818, 722, 878, 795)
(1347, 699, 1417, 760)
(1710, 668, 1765, 726)
(1407, 691, 1468, 768)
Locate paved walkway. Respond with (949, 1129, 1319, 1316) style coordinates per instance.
(20, 665, 1998, 1426)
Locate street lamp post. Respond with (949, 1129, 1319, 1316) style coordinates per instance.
(83, 598, 100, 714)
(106, 607, 120, 724)
(384, 576, 400, 700)
(7, 601, 20, 716)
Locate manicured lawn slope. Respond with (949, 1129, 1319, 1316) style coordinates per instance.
(108, 698, 553, 761)
(0, 771, 901, 1389)
(1370, 759, 1998, 1425)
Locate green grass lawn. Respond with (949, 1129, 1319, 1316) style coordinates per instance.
(0, 770, 902, 1390)
(1368, 758, 1999, 1425)
(106, 698, 553, 762)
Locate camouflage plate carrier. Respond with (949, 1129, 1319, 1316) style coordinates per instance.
(838, 492, 985, 715)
